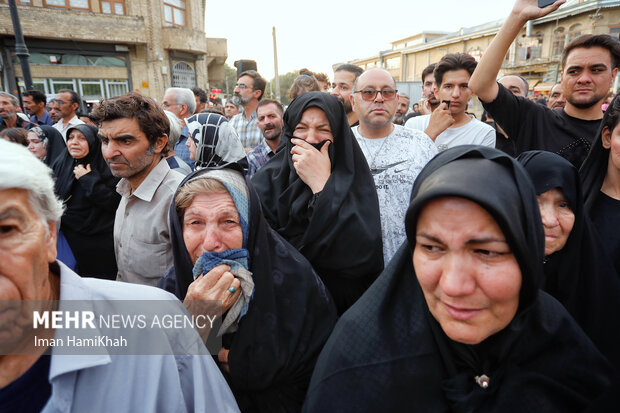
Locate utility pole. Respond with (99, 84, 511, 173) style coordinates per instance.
(272, 26, 280, 102)
(8, 0, 33, 91)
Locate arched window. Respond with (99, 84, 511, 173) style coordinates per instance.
(567, 24, 583, 44)
(172, 62, 196, 88)
(552, 27, 565, 57)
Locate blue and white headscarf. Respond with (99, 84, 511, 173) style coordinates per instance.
(185, 113, 246, 170)
(188, 168, 254, 335)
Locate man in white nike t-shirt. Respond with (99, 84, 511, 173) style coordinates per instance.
(351, 68, 437, 263)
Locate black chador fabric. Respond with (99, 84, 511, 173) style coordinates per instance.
(51, 124, 120, 278)
(580, 94, 620, 212)
(251, 92, 383, 314)
(518, 150, 620, 368)
(160, 168, 338, 413)
(304, 146, 613, 413)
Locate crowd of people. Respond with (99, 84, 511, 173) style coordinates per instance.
(1, 0, 620, 411)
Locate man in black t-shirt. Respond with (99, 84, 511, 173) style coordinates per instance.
(469, 0, 619, 167)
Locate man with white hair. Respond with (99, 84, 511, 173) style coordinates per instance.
(162, 87, 196, 170)
(0, 139, 240, 412)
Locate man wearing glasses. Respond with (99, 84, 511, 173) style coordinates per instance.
(351, 68, 437, 263)
(405, 53, 495, 151)
(229, 70, 266, 150)
(52, 89, 84, 141)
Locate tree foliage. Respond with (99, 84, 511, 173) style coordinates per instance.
(266, 70, 300, 106)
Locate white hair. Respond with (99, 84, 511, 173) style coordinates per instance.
(165, 87, 196, 115)
(0, 139, 64, 225)
(164, 110, 182, 148)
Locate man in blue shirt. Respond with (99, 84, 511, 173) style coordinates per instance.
(0, 139, 239, 413)
(23, 90, 53, 127)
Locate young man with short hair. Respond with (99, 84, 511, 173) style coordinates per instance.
(90, 92, 184, 286)
(469, 0, 619, 167)
(331, 63, 364, 126)
(23, 89, 53, 126)
(405, 53, 495, 151)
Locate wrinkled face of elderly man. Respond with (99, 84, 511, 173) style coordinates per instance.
(0, 140, 61, 351)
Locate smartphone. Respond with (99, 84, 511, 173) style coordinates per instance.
(538, 0, 556, 7)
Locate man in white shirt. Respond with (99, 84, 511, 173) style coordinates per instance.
(351, 68, 437, 262)
(91, 92, 184, 286)
(405, 53, 495, 151)
(52, 89, 84, 141)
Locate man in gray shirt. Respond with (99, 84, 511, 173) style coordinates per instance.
(91, 92, 184, 286)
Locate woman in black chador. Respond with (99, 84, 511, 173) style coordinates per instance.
(518, 150, 620, 369)
(52, 124, 120, 278)
(252, 92, 383, 314)
(304, 146, 614, 412)
(158, 121, 337, 412)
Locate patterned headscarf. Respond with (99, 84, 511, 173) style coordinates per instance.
(185, 112, 247, 170)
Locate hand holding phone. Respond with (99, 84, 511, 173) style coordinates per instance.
(538, 0, 556, 7)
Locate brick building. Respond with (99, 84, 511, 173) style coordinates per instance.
(0, 0, 227, 102)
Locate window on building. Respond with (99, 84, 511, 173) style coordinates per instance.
(105, 79, 129, 98)
(79, 79, 105, 101)
(20, 78, 128, 100)
(100, 0, 124, 14)
(385, 57, 400, 70)
(43, 0, 89, 10)
(567, 24, 582, 44)
(172, 62, 196, 88)
(50, 79, 77, 94)
(0, 0, 31, 5)
(611, 27, 620, 41)
(551, 27, 565, 58)
(163, 0, 186, 26)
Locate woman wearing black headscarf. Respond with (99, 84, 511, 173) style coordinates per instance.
(518, 150, 620, 368)
(304, 146, 614, 412)
(51, 124, 120, 279)
(26, 125, 66, 167)
(580, 95, 620, 275)
(158, 124, 337, 412)
(252, 92, 383, 314)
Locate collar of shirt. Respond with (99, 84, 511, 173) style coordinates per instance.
(180, 125, 189, 139)
(116, 157, 171, 202)
(49, 261, 112, 381)
(232, 110, 257, 125)
(30, 111, 52, 125)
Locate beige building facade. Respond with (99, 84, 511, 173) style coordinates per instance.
(347, 0, 619, 96)
(0, 0, 227, 101)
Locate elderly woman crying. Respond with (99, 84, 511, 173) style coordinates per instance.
(158, 121, 337, 412)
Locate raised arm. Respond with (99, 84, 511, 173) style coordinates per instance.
(469, 0, 565, 102)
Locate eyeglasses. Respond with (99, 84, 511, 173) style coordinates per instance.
(235, 84, 252, 90)
(354, 89, 398, 101)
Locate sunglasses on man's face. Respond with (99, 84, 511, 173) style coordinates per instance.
(354, 89, 398, 101)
